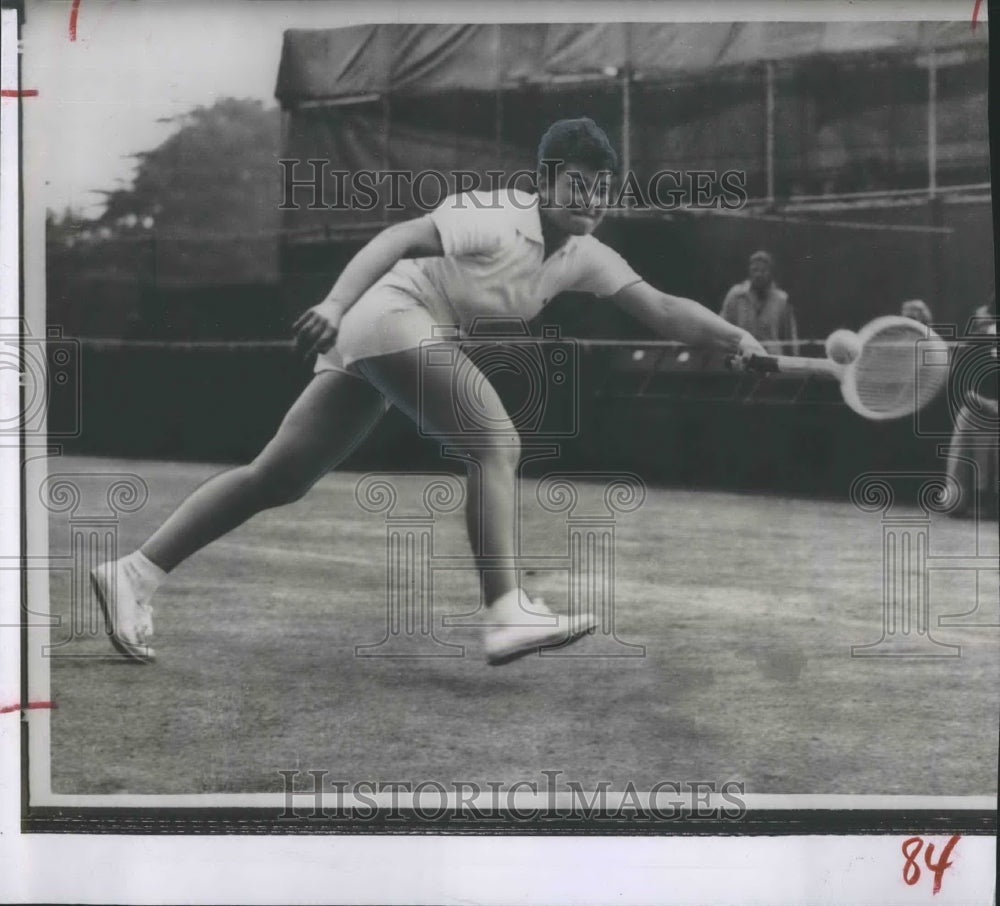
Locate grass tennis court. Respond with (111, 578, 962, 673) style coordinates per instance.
(45, 456, 998, 796)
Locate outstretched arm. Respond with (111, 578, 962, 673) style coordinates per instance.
(294, 216, 444, 357)
(612, 280, 766, 357)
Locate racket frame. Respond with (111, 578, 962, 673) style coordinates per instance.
(740, 316, 950, 421)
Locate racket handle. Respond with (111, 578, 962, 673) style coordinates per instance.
(745, 354, 780, 374)
(725, 353, 780, 374)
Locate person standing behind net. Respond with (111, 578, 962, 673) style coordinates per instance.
(942, 299, 998, 519)
(90, 117, 767, 667)
(719, 250, 799, 356)
(901, 298, 933, 326)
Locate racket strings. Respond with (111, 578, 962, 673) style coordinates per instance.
(851, 324, 948, 418)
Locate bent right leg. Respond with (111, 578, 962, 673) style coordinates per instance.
(142, 370, 387, 571)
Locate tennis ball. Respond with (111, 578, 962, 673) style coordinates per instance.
(825, 329, 861, 365)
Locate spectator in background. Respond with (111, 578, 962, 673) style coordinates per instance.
(720, 251, 799, 355)
(901, 299, 932, 326)
(942, 298, 998, 519)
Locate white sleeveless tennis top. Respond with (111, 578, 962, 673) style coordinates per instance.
(320, 188, 642, 372)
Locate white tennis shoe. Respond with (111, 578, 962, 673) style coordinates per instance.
(483, 588, 596, 666)
(90, 560, 156, 662)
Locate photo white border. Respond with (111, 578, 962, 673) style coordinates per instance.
(3, 1, 996, 903)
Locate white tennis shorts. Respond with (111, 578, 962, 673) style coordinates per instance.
(314, 280, 453, 376)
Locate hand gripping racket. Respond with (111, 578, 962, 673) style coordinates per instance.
(730, 316, 951, 421)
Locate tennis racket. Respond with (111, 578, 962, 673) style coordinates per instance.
(730, 316, 951, 421)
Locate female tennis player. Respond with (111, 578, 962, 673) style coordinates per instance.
(91, 118, 766, 665)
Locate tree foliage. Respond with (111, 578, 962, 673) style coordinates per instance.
(98, 97, 282, 236)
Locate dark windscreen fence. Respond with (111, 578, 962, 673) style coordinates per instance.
(277, 22, 989, 239)
(773, 54, 987, 199)
(589, 209, 944, 338)
(47, 234, 283, 340)
(281, 102, 387, 234)
(632, 73, 767, 199)
(61, 338, 951, 498)
(936, 58, 991, 187)
(272, 22, 990, 340)
(534, 82, 624, 154)
(776, 56, 928, 198)
(386, 91, 510, 209)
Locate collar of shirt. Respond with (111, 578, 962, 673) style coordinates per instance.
(519, 193, 545, 245)
(519, 192, 579, 259)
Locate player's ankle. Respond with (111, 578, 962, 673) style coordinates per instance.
(121, 550, 167, 602)
(486, 586, 520, 607)
(485, 588, 523, 622)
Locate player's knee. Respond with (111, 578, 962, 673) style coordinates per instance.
(467, 430, 521, 472)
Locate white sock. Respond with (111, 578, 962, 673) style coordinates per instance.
(120, 550, 167, 603)
(489, 588, 553, 625)
(489, 588, 523, 619)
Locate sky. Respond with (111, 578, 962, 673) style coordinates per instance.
(19, 0, 984, 219)
(23, 0, 405, 217)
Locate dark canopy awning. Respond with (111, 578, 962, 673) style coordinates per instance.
(276, 22, 986, 104)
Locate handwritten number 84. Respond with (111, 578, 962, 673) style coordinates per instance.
(901, 836, 960, 895)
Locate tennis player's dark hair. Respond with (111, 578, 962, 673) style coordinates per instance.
(537, 118, 619, 174)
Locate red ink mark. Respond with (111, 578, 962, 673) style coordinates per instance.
(924, 836, 961, 895)
(901, 835, 961, 895)
(0, 701, 57, 715)
(901, 837, 922, 886)
(69, 0, 81, 41)
(1, 89, 39, 97)
(972, 0, 983, 31)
